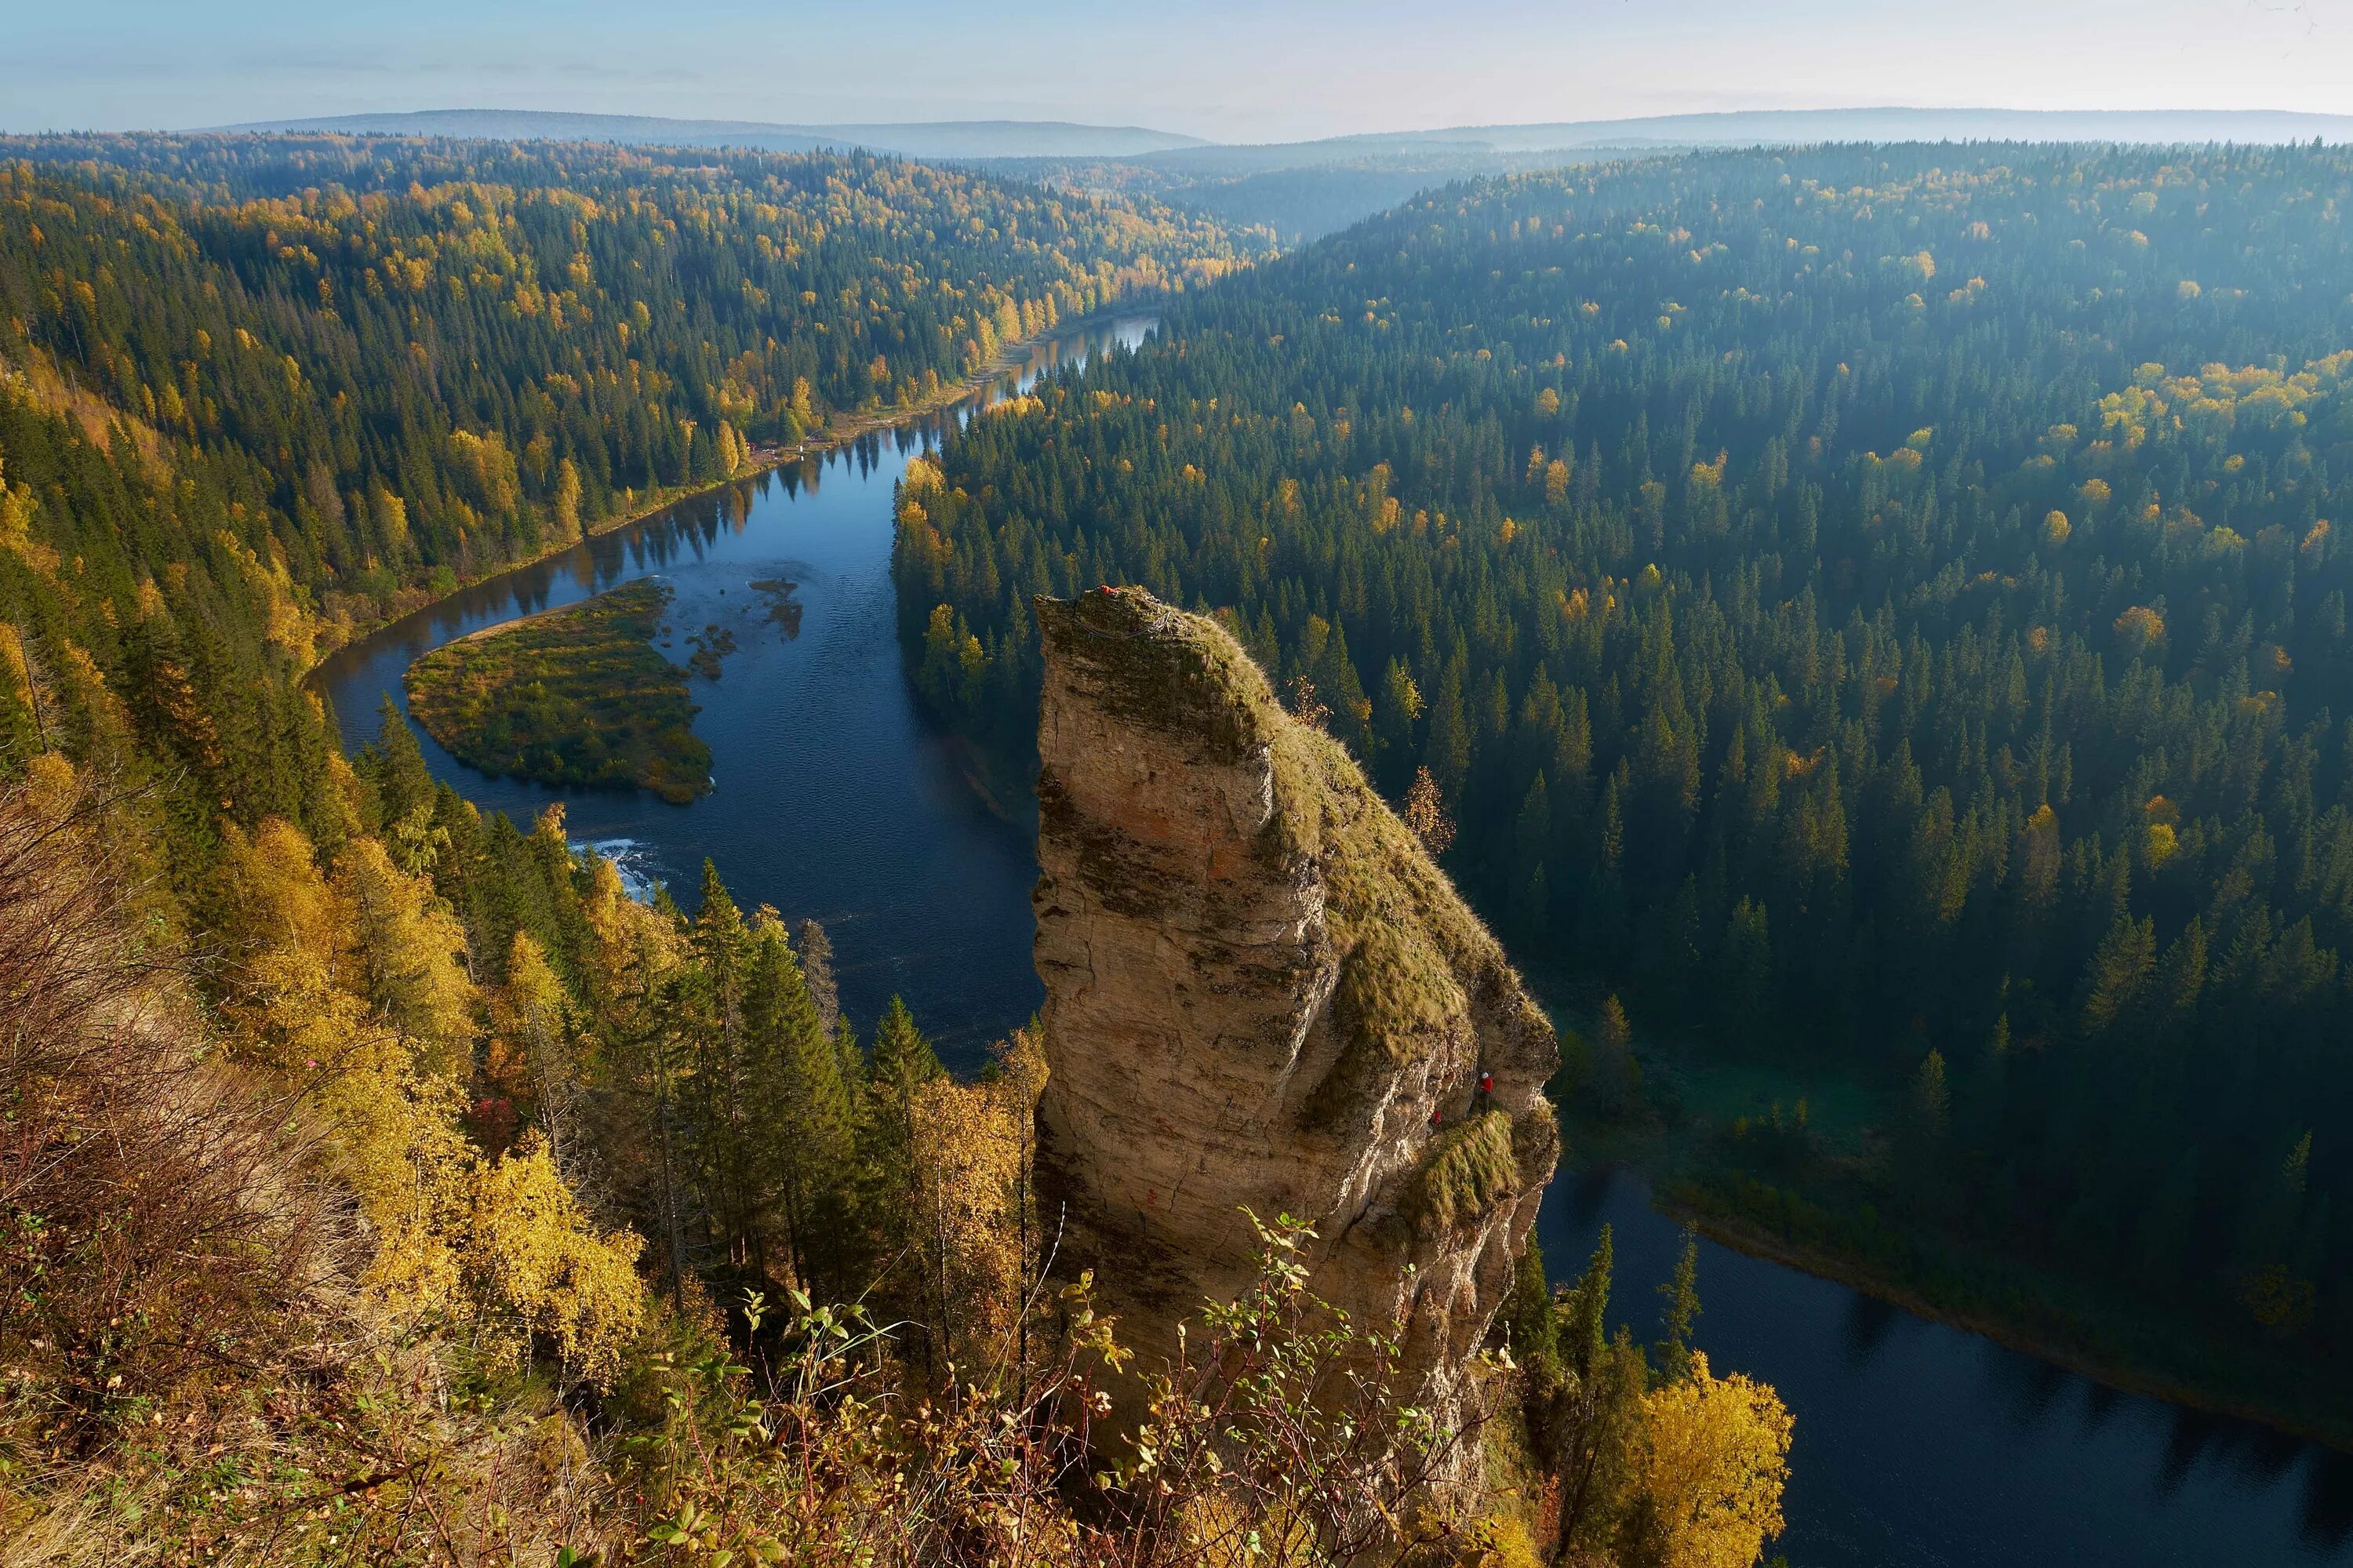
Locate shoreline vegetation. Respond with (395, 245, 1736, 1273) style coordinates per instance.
(1672, 1193, 2353, 1454)
(304, 308, 1155, 684)
(1541, 1035, 2353, 1453)
(403, 579, 712, 803)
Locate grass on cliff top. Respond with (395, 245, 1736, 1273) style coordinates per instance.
(1406, 1107, 1522, 1234)
(404, 579, 711, 804)
(1045, 589, 1547, 1115)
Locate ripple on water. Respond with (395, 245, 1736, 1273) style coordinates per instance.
(576, 837, 666, 904)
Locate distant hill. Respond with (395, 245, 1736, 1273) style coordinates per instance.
(205, 109, 1206, 160)
(978, 144, 1620, 244)
(202, 106, 2353, 169)
(1342, 107, 2353, 151)
(193, 105, 2353, 247)
(981, 107, 2353, 243)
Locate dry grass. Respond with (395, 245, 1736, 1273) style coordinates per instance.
(0, 763, 338, 1450)
(0, 765, 625, 1564)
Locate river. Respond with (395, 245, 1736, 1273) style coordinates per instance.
(315, 314, 2353, 1567)
(312, 318, 1158, 1057)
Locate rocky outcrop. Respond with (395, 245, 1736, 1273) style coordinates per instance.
(1031, 587, 1558, 1432)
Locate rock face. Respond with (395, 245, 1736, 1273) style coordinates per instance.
(1031, 587, 1558, 1432)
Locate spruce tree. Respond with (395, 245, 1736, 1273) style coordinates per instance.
(1657, 1226, 1701, 1384)
(744, 919, 858, 1295)
(857, 996, 946, 1341)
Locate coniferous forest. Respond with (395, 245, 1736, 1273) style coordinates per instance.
(0, 133, 1796, 1566)
(898, 142, 2353, 1423)
(0, 133, 1247, 913)
(13, 109, 2353, 1563)
(0, 134, 1252, 642)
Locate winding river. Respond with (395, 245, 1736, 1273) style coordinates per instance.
(315, 315, 2353, 1567)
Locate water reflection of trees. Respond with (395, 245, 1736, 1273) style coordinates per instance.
(2301, 1447, 2353, 1553)
(751, 578, 805, 641)
(1838, 1292, 1897, 1370)
(1542, 1167, 2353, 1561)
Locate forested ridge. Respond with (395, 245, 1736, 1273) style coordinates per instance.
(898, 141, 2353, 1421)
(977, 145, 1609, 245)
(0, 134, 1250, 644)
(0, 133, 1244, 919)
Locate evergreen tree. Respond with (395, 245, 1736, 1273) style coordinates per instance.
(1657, 1226, 1701, 1384)
(856, 995, 947, 1338)
(744, 917, 858, 1295)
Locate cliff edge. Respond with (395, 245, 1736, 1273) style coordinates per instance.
(1031, 586, 1558, 1428)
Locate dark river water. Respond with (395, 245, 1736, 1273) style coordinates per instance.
(316, 315, 2353, 1567)
(314, 318, 1158, 1057)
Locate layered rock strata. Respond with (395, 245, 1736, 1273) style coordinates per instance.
(1031, 586, 1558, 1432)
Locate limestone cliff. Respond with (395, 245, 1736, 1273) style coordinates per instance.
(1031, 586, 1558, 1428)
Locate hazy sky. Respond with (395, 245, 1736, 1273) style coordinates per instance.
(5, 0, 2348, 140)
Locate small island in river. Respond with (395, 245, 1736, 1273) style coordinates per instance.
(403, 580, 713, 803)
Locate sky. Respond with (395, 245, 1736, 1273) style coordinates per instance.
(4, 0, 2349, 141)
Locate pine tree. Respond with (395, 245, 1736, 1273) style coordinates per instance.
(1562, 1224, 1613, 1381)
(1545, 1224, 1646, 1559)
(857, 995, 947, 1340)
(1657, 1225, 1702, 1384)
(1500, 1238, 1557, 1380)
(2078, 914, 2157, 1035)
(365, 697, 443, 876)
(744, 917, 857, 1295)
(1912, 1050, 1950, 1132)
(1589, 995, 1640, 1116)
(797, 916, 842, 1034)
(682, 862, 762, 1272)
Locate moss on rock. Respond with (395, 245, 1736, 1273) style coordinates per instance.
(1035, 588, 1282, 769)
(1035, 587, 1551, 1126)
(1407, 1108, 1522, 1235)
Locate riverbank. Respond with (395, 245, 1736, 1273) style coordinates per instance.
(301, 307, 1160, 683)
(1665, 1189, 2353, 1453)
(1547, 1043, 2353, 1453)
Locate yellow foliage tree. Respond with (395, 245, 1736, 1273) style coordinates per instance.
(221, 820, 646, 1381)
(340, 835, 478, 1071)
(2113, 604, 2167, 655)
(463, 1132, 645, 1384)
(491, 929, 585, 1170)
(1619, 1352, 1793, 1568)
(904, 1029, 1046, 1370)
(554, 456, 583, 539)
(223, 816, 358, 999)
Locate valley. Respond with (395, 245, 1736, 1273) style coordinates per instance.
(322, 308, 2353, 1568)
(6, 90, 2353, 1566)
